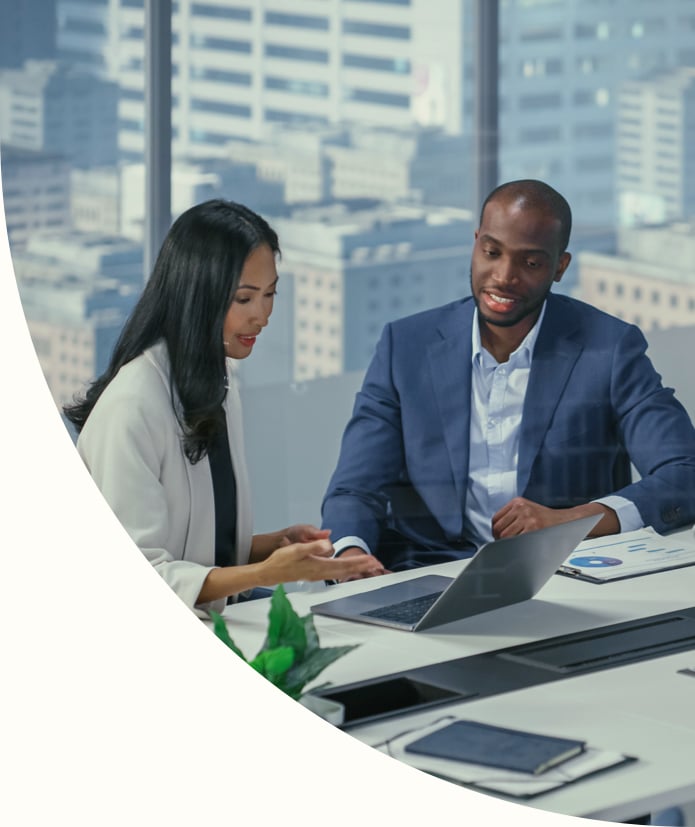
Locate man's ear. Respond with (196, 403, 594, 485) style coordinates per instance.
(554, 251, 572, 283)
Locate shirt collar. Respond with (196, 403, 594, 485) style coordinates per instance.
(471, 299, 548, 367)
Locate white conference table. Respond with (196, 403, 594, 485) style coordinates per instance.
(220, 527, 695, 823)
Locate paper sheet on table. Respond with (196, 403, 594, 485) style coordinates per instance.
(558, 527, 695, 582)
(376, 718, 634, 798)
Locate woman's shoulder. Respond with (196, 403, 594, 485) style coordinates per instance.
(82, 346, 174, 439)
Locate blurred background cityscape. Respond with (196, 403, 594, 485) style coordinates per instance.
(2, 0, 695, 530)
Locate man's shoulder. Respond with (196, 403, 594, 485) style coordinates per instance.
(546, 293, 640, 339)
(388, 297, 473, 334)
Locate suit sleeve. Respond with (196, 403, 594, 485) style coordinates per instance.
(78, 391, 224, 614)
(608, 324, 695, 532)
(321, 324, 406, 552)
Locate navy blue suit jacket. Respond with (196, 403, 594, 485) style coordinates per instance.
(322, 294, 695, 570)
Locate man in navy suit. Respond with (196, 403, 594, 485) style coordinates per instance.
(321, 179, 695, 574)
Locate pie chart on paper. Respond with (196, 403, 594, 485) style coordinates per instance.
(568, 555, 623, 568)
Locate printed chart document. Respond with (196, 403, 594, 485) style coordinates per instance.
(558, 527, 695, 583)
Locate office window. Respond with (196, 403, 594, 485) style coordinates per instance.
(120, 88, 144, 102)
(119, 118, 144, 132)
(63, 18, 106, 35)
(264, 77, 329, 97)
(520, 57, 563, 77)
(519, 93, 562, 110)
(519, 26, 563, 42)
(519, 127, 562, 144)
(191, 35, 252, 54)
(575, 155, 612, 173)
(265, 44, 329, 64)
(189, 129, 235, 145)
(190, 99, 251, 117)
(574, 122, 613, 139)
(346, 88, 410, 108)
(265, 12, 329, 31)
(190, 67, 252, 86)
(343, 20, 410, 40)
(191, 3, 251, 20)
(343, 54, 410, 74)
(264, 109, 329, 126)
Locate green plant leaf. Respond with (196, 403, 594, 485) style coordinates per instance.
(250, 646, 295, 686)
(284, 644, 359, 698)
(302, 613, 320, 657)
(210, 610, 247, 660)
(263, 584, 307, 660)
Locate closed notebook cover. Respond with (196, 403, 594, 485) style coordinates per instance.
(404, 720, 585, 775)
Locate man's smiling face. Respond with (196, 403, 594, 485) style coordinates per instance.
(470, 196, 571, 333)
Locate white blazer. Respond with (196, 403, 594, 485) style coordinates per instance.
(77, 341, 253, 613)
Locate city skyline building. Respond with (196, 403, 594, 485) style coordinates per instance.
(12, 232, 143, 408)
(578, 220, 695, 332)
(0, 0, 57, 70)
(1, 145, 71, 253)
(0, 59, 119, 168)
(616, 66, 695, 226)
(54, 0, 695, 231)
(262, 200, 473, 383)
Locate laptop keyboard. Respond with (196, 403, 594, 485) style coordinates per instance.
(361, 591, 443, 625)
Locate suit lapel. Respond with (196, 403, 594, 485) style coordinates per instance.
(517, 296, 583, 494)
(427, 300, 474, 509)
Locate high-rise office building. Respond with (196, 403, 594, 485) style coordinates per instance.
(616, 67, 695, 226)
(56, 0, 695, 230)
(578, 220, 695, 332)
(0, 0, 57, 70)
(473, 0, 695, 230)
(262, 201, 472, 382)
(12, 232, 143, 408)
(56, 0, 464, 162)
(0, 146, 71, 253)
(0, 60, 119, 168)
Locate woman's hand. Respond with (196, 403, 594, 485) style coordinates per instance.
(281, 524, 331, 545)
(250, 524, 331, 562)
(257, 539, 386, 586)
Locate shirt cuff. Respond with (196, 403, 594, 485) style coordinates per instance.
(593, 495, 644, 533)
(332, 536, 372, 557)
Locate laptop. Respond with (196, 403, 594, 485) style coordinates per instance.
(311, 514, 601, 632)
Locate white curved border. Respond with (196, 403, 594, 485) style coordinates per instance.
(0, 155, 584, 826)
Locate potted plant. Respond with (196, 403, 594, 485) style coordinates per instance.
(210, 584, 357, 723)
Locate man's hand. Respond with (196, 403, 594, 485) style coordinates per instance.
(491, 497, 619, 540)
(334, 547, 390, 582)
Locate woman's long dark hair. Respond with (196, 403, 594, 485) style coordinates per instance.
(63, 199, 279, 462)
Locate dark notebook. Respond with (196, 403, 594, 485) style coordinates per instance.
(404, 720, 586, 775)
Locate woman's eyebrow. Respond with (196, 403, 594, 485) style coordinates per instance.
(236, 276, 279, 291)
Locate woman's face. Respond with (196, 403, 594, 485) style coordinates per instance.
(223, 243, 278, 359)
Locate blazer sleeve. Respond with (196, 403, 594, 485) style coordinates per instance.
(608, 324, 695, 532)
(78, 388, 224, 614)
(321, 324, 406, 552)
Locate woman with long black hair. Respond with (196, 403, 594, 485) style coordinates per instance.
(64, 199, 381, 613)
